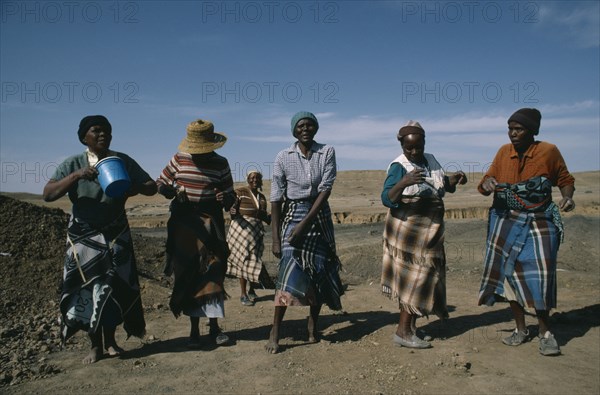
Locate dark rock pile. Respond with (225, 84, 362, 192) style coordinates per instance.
(0, 195, 167, 387)
(0, 195, 69, 386)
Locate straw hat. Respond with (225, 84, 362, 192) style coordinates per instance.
(178, 119, 227, 154)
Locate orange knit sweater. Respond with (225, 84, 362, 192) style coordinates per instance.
(477, 141, 575, 195)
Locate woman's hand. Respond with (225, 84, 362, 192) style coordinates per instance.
(272, 239, 282, 258)
(215, 188, 224, 202)
(158, 184, 177, 199)
(259, 211, 271, 225)
(400, 169, 425, 188)
(559, 196, 575, 212)
(288, 221, 308, 248)
(43, 166, 97, 202)
(77, 166, 98, 180)
(452, 171, 468, 186)
(480, 176, 498, 193)
(230, 197, 241, 216)
(271, 201, 283, 259)
(215, 188, 235, 210)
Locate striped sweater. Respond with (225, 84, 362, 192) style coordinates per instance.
(157, 152, 234, 202)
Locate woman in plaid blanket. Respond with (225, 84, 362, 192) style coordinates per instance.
(381, 120, 467, 349)
(477, 108, 575, 356)
(266, 111, 344, 354)
(43, 115, 157, 364)
(157, 119, 236, 348)
(226, 171, 274, 306)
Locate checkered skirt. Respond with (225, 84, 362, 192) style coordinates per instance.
(226, 215, 265, 283)
(478, 208, 560, 310)
(276, 200, 344, 310)
(381, 198, 448, 318)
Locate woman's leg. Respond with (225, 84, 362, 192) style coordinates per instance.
(536, 309, 550, 335)
(248, 284, 257, 299)
(410, 315, 417, 333)
(265, 306, 286, 354)
(509, 301, 527, 332)
(240, 278, 254, 305)
(501, 301, 531, 346)
(239, 278, 248, 298)
(308, 304, 322, 343)
(209, 317, 229, 345)
(395, 310, 414, 339)
(190, 317, 200, 340)
(82, 330, 103, 364)
(186, 316, 202, 348)
(208, 317, 220, 335)
(394, 310, 431, 348)
(410, 314, 433, 341)
(103, 326, 124, 356)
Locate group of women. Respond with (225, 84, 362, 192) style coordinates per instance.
(43, 108, 575, 363)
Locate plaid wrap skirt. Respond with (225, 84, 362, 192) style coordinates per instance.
(381, 198, 448, 319)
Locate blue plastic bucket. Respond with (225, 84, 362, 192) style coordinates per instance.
(95, 156, 131, 198)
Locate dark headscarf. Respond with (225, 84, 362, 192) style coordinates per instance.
(290, 111, 319, 135)
(508, 108, 541, 135)
(397, 120, 425, 141)
(77, 115, 112, 145)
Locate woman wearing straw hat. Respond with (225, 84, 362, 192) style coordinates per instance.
(226, 170, 275, 306)
(157, 119, 236, 348)
(43, 115, 157, 364)
(266, 111, 344, 354)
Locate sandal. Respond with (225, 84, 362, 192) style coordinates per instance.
(248, 290, 258, 301)
(240, 296, 254, 306)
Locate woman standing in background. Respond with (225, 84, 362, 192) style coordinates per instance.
(227, 170, 274, 306)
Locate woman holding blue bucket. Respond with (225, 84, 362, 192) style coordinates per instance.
(157, 119, 236, 348)
(43, 115, 157, 364)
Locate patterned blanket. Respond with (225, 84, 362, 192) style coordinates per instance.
(276, 200, 344, 310)
(478, 208, 560, 310)
(226, 215, 274, 288)
(479, 176, 563, 310)
(165, 201, 229, 318)
(60, 214, 145, 342)
(381, 197, 448, 319)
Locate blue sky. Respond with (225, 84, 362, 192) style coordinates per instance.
(1, 0, 599, 193)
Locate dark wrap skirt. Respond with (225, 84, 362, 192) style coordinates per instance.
(60, 214, 145, 342)
(165, 200, 229, 317)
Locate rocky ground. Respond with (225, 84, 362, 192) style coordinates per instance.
(1, 186, 599, 394)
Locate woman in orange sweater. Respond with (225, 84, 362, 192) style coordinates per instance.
(478, 108, 575, 356)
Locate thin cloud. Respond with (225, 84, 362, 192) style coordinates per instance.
(539, 3, 600, 48)
(539, 100, 599, 115)
(244, 106, 599, 144)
